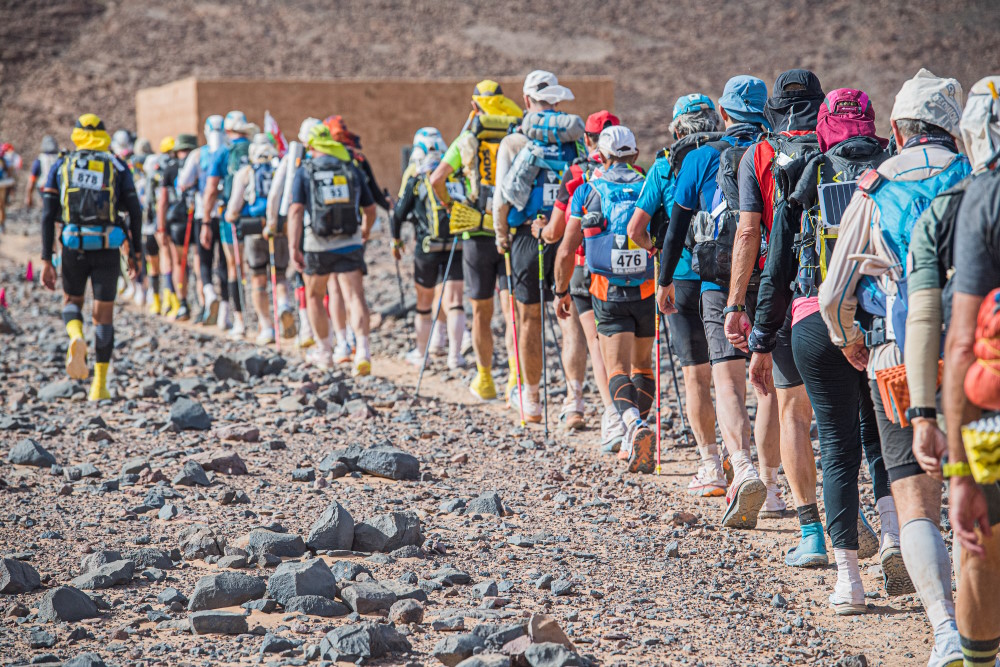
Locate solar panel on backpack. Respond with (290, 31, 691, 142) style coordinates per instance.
(817, 181, 858, 227)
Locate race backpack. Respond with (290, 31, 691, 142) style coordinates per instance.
(854, 153, 971, 352)
(768, 132, 822, 202)
(690, 136, 757, 287)
(581, 167, 651, 287)
(242, 162, 274, 219)
(418, 173, 466, 243)
(59, 150, 126, 251)
(450, 113, 520, 235)
(38, 152, 60, 186)
(791, 136, 890, 295)
(222, 140, 250, 202)
(504, 110, 584, 227)
(660, 131, 724, 177)
(306, 154, 361, 238)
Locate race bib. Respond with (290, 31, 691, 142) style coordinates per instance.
(71, 164, 104, 190)
(446, 181, 465, 201)
(320, 175, 350, 204)
(611, 249, 647, 275)
(542, 183, 560, 207)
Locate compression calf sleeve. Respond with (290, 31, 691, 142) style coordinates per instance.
(228, 280, 241, 312)
(900, 518, 955, 637)
(631, 369, 655, 420)
(447, 307, 466, 359)
(95, 323, 114, 364)
(151, 274, 161, 295)
(164, 272, 174, 294)
(797, 503, 821, 527)
(62, 304, 83, 340)
(962, 636, 1000, 666)
(609, 372, 638, 421)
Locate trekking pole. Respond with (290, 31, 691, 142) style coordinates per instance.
(504, 251, 526, 427)
(661, 312, 691, 448)
(538, 230, 549, 439)
(654, 258, 663, 475)
(229, 221, 251, 336)
(268, 234, 281, 352)
(416, 235, 459, 397)
(178, 207, 194, 308)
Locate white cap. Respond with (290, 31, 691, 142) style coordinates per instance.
(597, 125, 637, 158)
(224, 110, 255, 134)
(249, 133, 278, 163)
(960, 76, 1000, 171)
(523, 70, 575, 105)
(297, 118, 322, 144)
(890, 68, 964, 138)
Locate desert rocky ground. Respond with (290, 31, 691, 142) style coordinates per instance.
(0, 209, 943, 666)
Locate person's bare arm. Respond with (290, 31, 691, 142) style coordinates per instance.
(554, 216, 584, 318)
(156, 186, 169, 232)
(224, 169, 250, 224)
(429, 162, 455, 206)
(360, 204, 377, 242)
(944, 291, 990, 554)
(727, 211, 762, 307)
(202, 175, 221, 222)
(288, 202, 305, 271)
(627, 207, 653, 252)
(542, 207, 567, 245)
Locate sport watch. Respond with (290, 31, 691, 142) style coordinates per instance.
(722, 305, 747, 316)
(555, 289, 569, 299)
(905, 407, 937, 422)
(942, 461, 972, 479)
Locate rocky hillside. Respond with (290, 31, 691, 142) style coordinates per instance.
(1, 0, 997, 163)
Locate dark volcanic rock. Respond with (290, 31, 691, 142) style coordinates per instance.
(169, 397, 212, 431)
(243, 529, 306, 559)
(340, 581, 398, 615)
(285, 595, 350, 617)
(187, 572, 266, 610)
(353, 511, 423, 553)
(0, 557, 40, 593)
(355, 445, 420, 481)
(433, 633, 487, 667)
(267, 558, 338, 605)
(189, 610, 248, 635)
(319, 622, 411, 662)
(306, 501, 355, 551)
(70, 560, 134, 590)
(7, 438, 56, 467)
(37, 586, 99, 622)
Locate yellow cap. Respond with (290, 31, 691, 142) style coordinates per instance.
(71, 113, 111, 151)
(159, 136, 175, 154)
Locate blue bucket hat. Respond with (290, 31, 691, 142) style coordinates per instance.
(718, 75, 770, 129)
(672, 93, 715, 120)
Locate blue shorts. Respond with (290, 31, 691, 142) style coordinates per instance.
(220, 220, 235, 245)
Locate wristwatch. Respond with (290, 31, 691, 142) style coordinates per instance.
(555, 289, 569, 299)
(722, 305, 747, 316)
(905, 406, 937, 422)
(942, 461, 972, 479)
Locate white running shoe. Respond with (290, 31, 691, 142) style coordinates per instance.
(279, 307, 297, 339)
(600, 405, 626, 453)
(829, 579, 867, 616)
(926, 628, 963, 667)
(687, 460, 727, 497)
(460, 329, 473, 355)
(217, 302, 231, 331)
(353, 353, 371, 377)
(226, 319, 245, 340)
(346, 327, 357, 351)
(447, 352, 467, 370)
(255, 327, 276, 346)
(133, 283, 146, 306)
(431, 324, 448, 356)
(305, 346, 333, 370)
(721, 465, 767, 529)
(759, 482, 789, 519)
(333, 341, 352, 364)
(404, 348, 423, 367)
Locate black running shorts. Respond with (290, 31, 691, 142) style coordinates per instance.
(593, 296, 655, 339)
(304, 248, 365, 276)
(414, 241, 463, 289)
(61, 248, 121, 303)
(462, 235, 506, 300)
(144, 233, 159, 258)
(700, 287, 755, 364)
(511, 230, 558, 305)
(570, 265, 593, 315)
(666, 279, 709, 367)
(245, 235, 289, 277)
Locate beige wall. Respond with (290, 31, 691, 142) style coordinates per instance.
(136, 77, 614, 188)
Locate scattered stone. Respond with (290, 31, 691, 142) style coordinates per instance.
(472, 580, 498, 599)
(665, 540, 680, 558)
(466, 490, 505, 516)
(330, 561, 372, 583)
(38, 380, 76, 402)
(832, 655, 869, 667)
(217, 554, 247, 569)
(29, 627, 56, 648)
(353, 511, 423, 553)
(129, 548, 174, 570)
(172, 460, 211, 487)
(291, 467, 315, 482)
(388, 598, 424, 624)
(178, 524, 225, 560)
(7, 438, 56, 467)
(189, 610, 248, 635)
(241, 529, 306, 559)
(433, 633, 487, 667)
(355, 445, 420, 481)
(187, 572, 266, 610)
(523, 642, 585, 667)
(261, 632, 300, 654)
(242, 598, 277, 613)
(169, 397, 213, 430)
(63, 653, 107, 667)
(278, 395, 305, 412)
(213, 355, 247, 382)
(70, 560, 134, 590)
(456, 656, 511, 667)
(341, 581, 398, 615)
(380, 580, 429, 602)
(306, 501, 356, 552)
(345, 399, 375, 420)
(37, 586, 99, 622)
(318, 622, 411, 661)
(157, 588, 187, 606)
(528, 614, 574, 650)
(550, 579, 574, 596)
(285, 595, 349, 617)
(267, 558, 337, 605)
(190, 449, 247, 475)
(440, 498, 467, 514)
(772, 593, 788, 608)
(0, 557, 40, 593)
(216, 424, 259, 443)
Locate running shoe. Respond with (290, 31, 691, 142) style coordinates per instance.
(217, 302, 231, 331)
(305, 346, 333, 371)
(296, 310, 314, 348)
(624, 420, 655, 474)
(333, 341, 352, 364)
(785, 523, 828, 567)
(255, 327, 276, 346)
(88, 363, 111, 402)
(926, 628, 963, 667)
(353, 354, 371, 377)
(829, 583, 868, 616)
(174, 303, 190, 322)
(279, 308, 297, 339)
(201, 297, 219, 327)
(431, 324, 447, 356)
(722, 452, 734, 485)
(227, 319, 245, 340)
(346, 327, 357, 351)
(559, 396, 586, 432)
(460, 329, 473, 355)
(687, 460, 727, 497)
(857, 511, 879, 560)
(404, 348, 423, 367)
(880, 533, 915, 596)
(599, 405, 625, 454)
(721, 466, 767, 529)
(759, 482, 790, 519)
(447, 351, 467, 370)
(469, 369, 497, 401)
(148, 293, 161, 316)
(66, 338, 88, 380)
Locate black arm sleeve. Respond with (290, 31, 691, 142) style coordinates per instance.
(658, 202, 695, 287)
(391, 177, 418, 240)
(41, 193, 59, 262)
(748, 197, 799, 353)
(116, 169, 143, 260)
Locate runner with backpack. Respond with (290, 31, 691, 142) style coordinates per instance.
(393, 128, 468, 369)
(25, 136, 62, 209)
(155, 133, 198, 320)
(493, 71, 585, 425)
(754, 87, 894, 612)
(38, 113, 144, 401)
(549, 110, 625, 443)
(429, 80, 523, 401)
(224, 133, 292, 346)
(565, 125, 655, 472)
(626, 93, 723, 492)
(287, 123, 377, 374)
(726, 70, 826, 556)
(141, 137, 176, 316)
(653, 75, 778, 528)
(818, 69, 971, 666)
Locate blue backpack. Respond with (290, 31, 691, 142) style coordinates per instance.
(242, 162, 273, 218)
(581, 168, 652, 287)
(855, 154, 971, 352)
(508, 111, 583, 227)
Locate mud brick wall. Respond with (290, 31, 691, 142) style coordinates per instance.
(136, 77, 615, 190)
